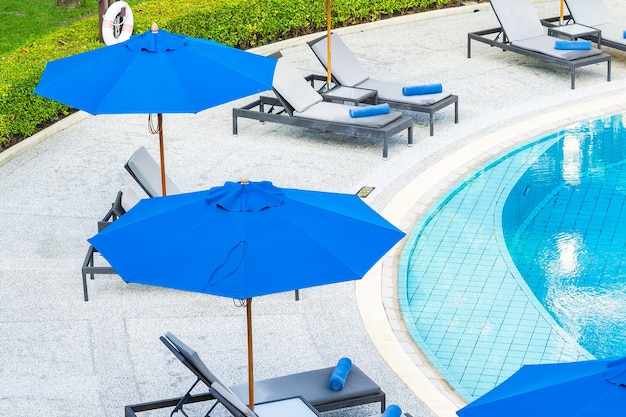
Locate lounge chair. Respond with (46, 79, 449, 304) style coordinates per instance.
(125, 145, 182, 197)
(467, 0, 611, 89)
(124, 332, 386, 417)
(307, 33, 458, 136)
(232, 57, 414, 159)
(559, 0, 626, 51)
(82, 146, 179, 301)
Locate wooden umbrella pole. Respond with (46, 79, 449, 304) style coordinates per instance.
(559, 0, 564, 25)
(247, 298, 254, 409)
(326, 0, 332, 89)
(158, 113, 167, 196)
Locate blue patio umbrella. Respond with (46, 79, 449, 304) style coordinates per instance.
(88, 179, 405, 407)
(457, 357, 626, 417)
(34, 24, 277, 195)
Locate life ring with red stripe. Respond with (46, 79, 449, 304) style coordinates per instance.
(102, 1, 134, 46)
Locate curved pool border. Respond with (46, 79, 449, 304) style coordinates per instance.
(356, 91, 626, 417)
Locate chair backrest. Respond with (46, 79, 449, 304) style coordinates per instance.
(490, 0, 545, 42)
(308, 33, 370, 87)
(120, 186, 142, 212)
(125, 146, 182, 197)
(272, 58, 323, 114)
(161, 332, 222, 387)
(210, 382, 257, 417)
(565, 0, 613, 27)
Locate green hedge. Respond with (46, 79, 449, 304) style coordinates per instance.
(0, 0, 454, 149)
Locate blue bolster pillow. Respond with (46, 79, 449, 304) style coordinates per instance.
(554, 40, 592, 50)
(328, 357, 352, 391)
(402, 83, 442, 96)
(349, 103, 390, 118)
(382, 404, 403, 417)
(623, 30, 626, 39)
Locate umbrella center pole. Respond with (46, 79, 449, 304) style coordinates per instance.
(148, 113, 167, 196)
(246, 297, 254, 409)
(326, 0, 332, 90)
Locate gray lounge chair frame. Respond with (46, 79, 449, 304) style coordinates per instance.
(307, 33, 458, 136)
(124, 332, 386, 417)
(467, 0, 611, 89)
(81, 190, 127, 301)
(232, 58, 413, 160)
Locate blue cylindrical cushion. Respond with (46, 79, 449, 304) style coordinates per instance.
(554, 40, 592, 50)
(349, 103, 390, 118)
(402, 83, 442, 96)
(382, 404, 402, 417)
(328, 357, 352, 391)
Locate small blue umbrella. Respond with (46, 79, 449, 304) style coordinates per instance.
(457, 357, 626, 417)
(88, 179, 405, 407)
(34, 24, 277, 195)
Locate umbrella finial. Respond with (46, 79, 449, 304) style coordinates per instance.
(151, 22, 159, 33)
(240, 173, 249, 184)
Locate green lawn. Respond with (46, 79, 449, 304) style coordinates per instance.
(0, 0, 96, 54)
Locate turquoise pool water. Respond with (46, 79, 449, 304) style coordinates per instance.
(398, 112, 626, 401)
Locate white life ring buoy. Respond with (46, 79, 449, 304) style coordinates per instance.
(102, 1, 134, 46)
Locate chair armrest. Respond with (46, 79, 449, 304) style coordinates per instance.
(304, 73, 335, 92)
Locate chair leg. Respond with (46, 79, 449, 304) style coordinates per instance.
(232, 114, 239, 135)
(429, 113, 435, 136)
(82, 245, 97, 302)
(82, 270, 89, 302)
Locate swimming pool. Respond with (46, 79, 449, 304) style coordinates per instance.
(398, 112, 626, 401)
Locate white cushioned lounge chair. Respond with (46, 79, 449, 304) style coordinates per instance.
(308, 33, 459, 136)
(562, 0, 626, 51)
(232, 57, 414, 159)
(468, 0, 611, 89)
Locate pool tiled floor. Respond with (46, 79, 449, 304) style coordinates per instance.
(399, 132, 593, 400)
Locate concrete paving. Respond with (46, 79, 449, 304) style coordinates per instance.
(2, 1, 626, 416)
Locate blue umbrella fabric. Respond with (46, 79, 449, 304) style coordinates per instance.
(34, 25, 277, 114)
(88, 180, 405, 299)
(34, 25, 277, 195)
(456, 357, 626, 417)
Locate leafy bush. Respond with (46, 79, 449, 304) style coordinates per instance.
(0, 0, 458, 149)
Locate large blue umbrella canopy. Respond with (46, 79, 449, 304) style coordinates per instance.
(88, 179, 405, 406)
(88, 180, 404, 297)
(34, 25, 277, 194)
(457, 357, 626, 417)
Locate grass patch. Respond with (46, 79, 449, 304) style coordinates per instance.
(0, 0, 96, 54)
